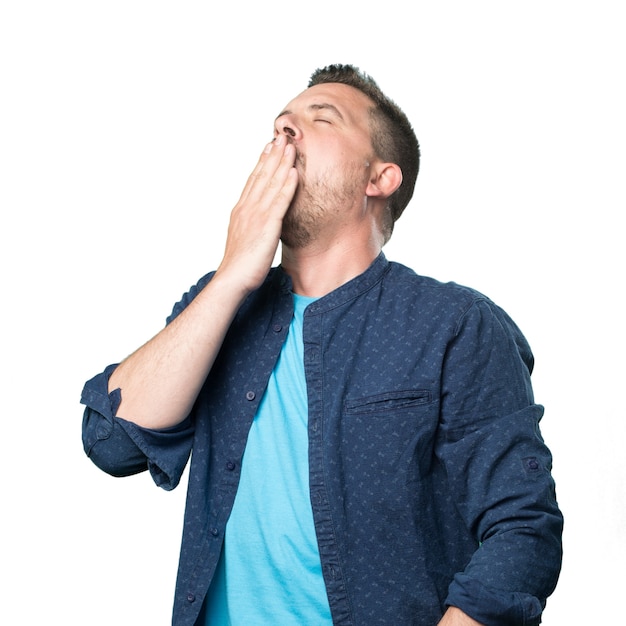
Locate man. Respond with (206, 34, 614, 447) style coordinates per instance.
(81, 64, 563, 625)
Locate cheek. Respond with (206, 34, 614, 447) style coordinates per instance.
(302, 138, 367, 180)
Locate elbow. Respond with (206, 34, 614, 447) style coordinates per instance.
(82, 407, 148, 478)
(86, 441, 148, 478)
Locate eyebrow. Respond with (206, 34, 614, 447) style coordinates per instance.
(275, 103, 345, 121)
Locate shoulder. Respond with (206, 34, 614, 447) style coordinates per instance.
(383, 260, 491, 312)
(381, 261, 529, 344)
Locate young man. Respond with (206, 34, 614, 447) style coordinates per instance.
(81, 64, 563, 625)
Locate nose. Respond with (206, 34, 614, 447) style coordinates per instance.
(275, 114, 302, 141)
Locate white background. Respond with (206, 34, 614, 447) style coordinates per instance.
(1, 1, 624, 624)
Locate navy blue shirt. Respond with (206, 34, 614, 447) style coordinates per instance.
(81, 253, 563, 626)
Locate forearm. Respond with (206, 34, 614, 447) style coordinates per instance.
(108, 137, 297, 430)
(109, 271, 249, 429)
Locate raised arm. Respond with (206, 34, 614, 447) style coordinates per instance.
(109, 136, 298, 430)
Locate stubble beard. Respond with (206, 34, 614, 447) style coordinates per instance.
(280, 153, 366, 249)
(280, 185, 324, 249)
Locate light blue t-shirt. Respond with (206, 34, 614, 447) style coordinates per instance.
(203, 294, 332, 625)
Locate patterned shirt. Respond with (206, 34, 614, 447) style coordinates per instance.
(81, 253, 563, 626)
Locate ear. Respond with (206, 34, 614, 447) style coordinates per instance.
(365, 163, 403, 199)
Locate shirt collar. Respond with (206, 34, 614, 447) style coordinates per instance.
(277, 252, 390, 315)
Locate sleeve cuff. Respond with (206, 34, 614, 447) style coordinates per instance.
(116, 416, 194, 491)
(446, 573, 544, 626)
(80, 364, 193, 489)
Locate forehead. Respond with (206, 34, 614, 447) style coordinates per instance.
(280, 82, 374, 126)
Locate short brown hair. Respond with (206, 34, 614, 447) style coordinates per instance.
(309, 64, 420, 240)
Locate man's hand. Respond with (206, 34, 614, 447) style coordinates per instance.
(437, 606, 485, 626)
(108, 136, 298, 429)
(216, 134, 298, 295)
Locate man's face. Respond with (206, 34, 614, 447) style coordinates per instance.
(273, 83, 377, 248)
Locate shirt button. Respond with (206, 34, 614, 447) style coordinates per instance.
(273, 324, 283, 332)
(246, 391, 256, 401)
(210, 527, 219, 537)
(187, 593, 196, 603)
(226, 460, 236, 471)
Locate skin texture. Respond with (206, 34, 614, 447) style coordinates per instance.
(107, 82, 483, 626)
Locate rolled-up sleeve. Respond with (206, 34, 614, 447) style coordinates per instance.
(81, 364, 194, 491)
(438, 299, 563, 626)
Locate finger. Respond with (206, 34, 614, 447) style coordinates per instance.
(239, 136, 294, 205)
(260, 141, 297, 204)
(236, 141, 274, 204)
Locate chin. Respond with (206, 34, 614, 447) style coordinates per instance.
(280, 215, 312, 249)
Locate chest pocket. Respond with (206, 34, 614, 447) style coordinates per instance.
(344, 389, 432, 415)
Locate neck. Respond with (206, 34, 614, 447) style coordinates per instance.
(281, 232, 383, 297)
